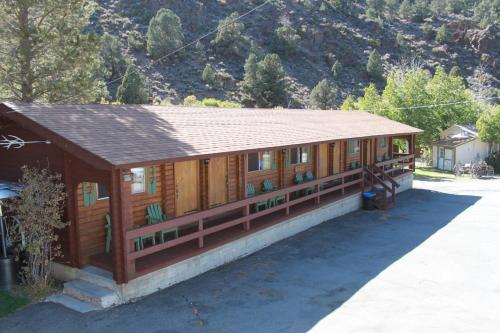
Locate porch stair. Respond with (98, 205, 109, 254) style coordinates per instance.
(47, 266, 120, 312)
(363, 165, 400, 210)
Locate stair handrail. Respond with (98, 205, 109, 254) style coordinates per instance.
(363, 167, 392, 193)
(372, 164, 400, 188)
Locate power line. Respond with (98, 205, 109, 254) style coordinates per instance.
(106, 0, 273, 86)
(346, 96, 499, 113)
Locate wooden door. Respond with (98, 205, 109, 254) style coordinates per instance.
(319, 144, 329, 178)
(332, 142, 341, 174)
(208, 156, 228, 207)
(174, 160, 200, 216)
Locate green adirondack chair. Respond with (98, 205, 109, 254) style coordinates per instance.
(262, 179, 285, 207)
(304, 171, 315, 181)
(105, 213, 144, 252)
(247, 183, 268, 212)
(295, 173, 314, 196)
(146, 204, 178, 243)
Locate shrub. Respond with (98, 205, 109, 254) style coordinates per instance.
(421, 22, 435, 40)
(435, 24, 449, 44)
(183, 95, 241, 108)
(366, 49, 384, 80)
(147, 8, 184, 60)
(411, 0, 430, 22)
(201, 64, 216, 86)
(127, 30, 145, 51)
(399, 0, 412, 18)
(7, 166, 67, 288)
(386, 0, 400, 17)
(486, 152, 500, 174)
(211, 12, 246, 56)
(331, 61, 342, 78)
(183, 95, 198, 107)
(366, 0, 385, 18)
(449, 66, 462, 77)
(274, 22, 301, 56)
(240, 53, 287, 108)
(396, 32, 406, 48)
(309, 79, 337, 110)
(101, 33, 129, 80)
(117, 65, 150, 104)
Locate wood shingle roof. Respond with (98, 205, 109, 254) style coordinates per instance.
(1, 103, 422, 167)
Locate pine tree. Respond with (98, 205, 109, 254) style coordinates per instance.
(274, 22, 301, 56)
(240, 53, 287, 108)
(211, 12, 246, 55)
(0, 0, 105, 103)
(101, 33, 129, 81)
(331, 61, 342, 78)
(386, 0, 400, 18)
(399, 0, 412, 18)
(366, 49, 384, 80)
(147, 8, 184, 60)
(201, 64, 216, 86)
(366, 0, 386, 18)
(117, 65, 150, 104)
(309, 80, 337, 110)
(435, 24, 449, 44)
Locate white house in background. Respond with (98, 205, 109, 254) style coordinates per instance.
(432, 124, 499, 171)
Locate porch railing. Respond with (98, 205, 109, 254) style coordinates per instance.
(375, 154, 415, 177)
(123, 154, 414, 280)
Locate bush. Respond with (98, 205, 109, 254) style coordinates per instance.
(240, 53, 287, 108)
(309, 79, 337, 110)
(182, 95, 241, 108)
(366, 0, 385, 18)
(201, 64, 216, 86)
(421, 22, 435, 40)
(366, 49, 384, 80)
(147, 8, 184, 60)
(211, 12, 246, 56)
(127, 30, 145, 51)
(117, 65, 150, 104)
(101, 33, 129, 80)
(7, 166, 67, 288)
(274, 22, 301, 56)
(331, 61, 342, 78)
(435, 24, 449, 44)
(486, 152, 500, 174)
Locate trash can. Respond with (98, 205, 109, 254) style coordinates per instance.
(362, 191, 376, 210)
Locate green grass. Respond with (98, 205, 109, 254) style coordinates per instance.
(0, 290, 31, 317)
(414, 166, 470, 181)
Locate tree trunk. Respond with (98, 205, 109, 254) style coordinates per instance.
(18, 5, 34, 103)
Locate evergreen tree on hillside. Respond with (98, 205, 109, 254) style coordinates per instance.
(147, 8, 184, 60)
(309, 80, 337, 110)
(241, 53, 287, 108)
(366, 49, 384, 81)
(211, 12, 246, 56)
(399, 0, 412, 18)
(117, 65, 150, 104)
(386, 0, 400, 17)
(101, 33, 129, 81)
(201, 64, 216, 86)
(0, 0, 105, 103)
(366, 0, 386, 18)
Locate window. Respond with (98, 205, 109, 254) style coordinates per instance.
(131, 167, 145, 194)
(248, 151, 275, 171)
(348, 140, 360, 154)
(290, 146, 311, 164)
(96, 183, 109, 200)
(378, 137, 387, 148)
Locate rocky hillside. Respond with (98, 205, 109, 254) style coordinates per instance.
(92, 0, 499, 106)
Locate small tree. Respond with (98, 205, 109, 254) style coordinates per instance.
(386, 0, 400, 17)
(117, 65, 150, 104)
(211, 12, 245, 56)
(367, 49, 384, 80)
(101, 33, 129, 80)
(7, 167, 67, 288)
(435, 24, 449, 44)
(477, 106, 500, 152)
(309, 79, 337, 110)
(241, 53, 287, 108)
(147, 8, 184, 60)
(366, 0, 385, 17)
(127, 30, 145, 51)
(399, 0, 412, 18)
(331, 61, 342, 78)
(274, 22, 301, 56)
(201, 64, 216, 86)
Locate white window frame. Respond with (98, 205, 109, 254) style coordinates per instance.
(290, 146, 311, 165)
(248, 151, 275, 172)
(96, 183, 109, 200)
(131, 167, 146, 194)
(348, 140, 360, 154)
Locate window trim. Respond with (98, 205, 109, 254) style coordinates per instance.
(348, 140, 360, 155)
(290, 146, 311, 165)
(377, 137, 387, 148)
(96, 183, 109, 200)
(248, 151, 275, 172)
(131, 167, 146, 194)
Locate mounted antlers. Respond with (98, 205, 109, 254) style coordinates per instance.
(0, 135, 50, 150)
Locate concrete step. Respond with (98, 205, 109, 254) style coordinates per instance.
(46, 294, 100, 313)
(63, 279, 120, 308)
(79, 266, 116, 290)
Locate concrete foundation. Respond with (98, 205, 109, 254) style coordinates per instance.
(51, 172, 414, 306)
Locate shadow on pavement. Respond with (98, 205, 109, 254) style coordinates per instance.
(0, 189, 481, 333)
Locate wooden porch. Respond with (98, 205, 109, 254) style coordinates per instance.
(92, 154, 414, 282)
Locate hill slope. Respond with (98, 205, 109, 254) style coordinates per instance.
(93, 0, 499, 106)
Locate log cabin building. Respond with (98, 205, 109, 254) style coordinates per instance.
(0, 103, 421, 307)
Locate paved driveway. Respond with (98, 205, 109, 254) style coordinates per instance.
(2, 178, 499, 333)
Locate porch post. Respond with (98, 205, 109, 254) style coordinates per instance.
(315, 144, 320, 204)
(109, 168, 134, 284)
(63, 153, 81, 267)
(242, 154, 250, 230)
